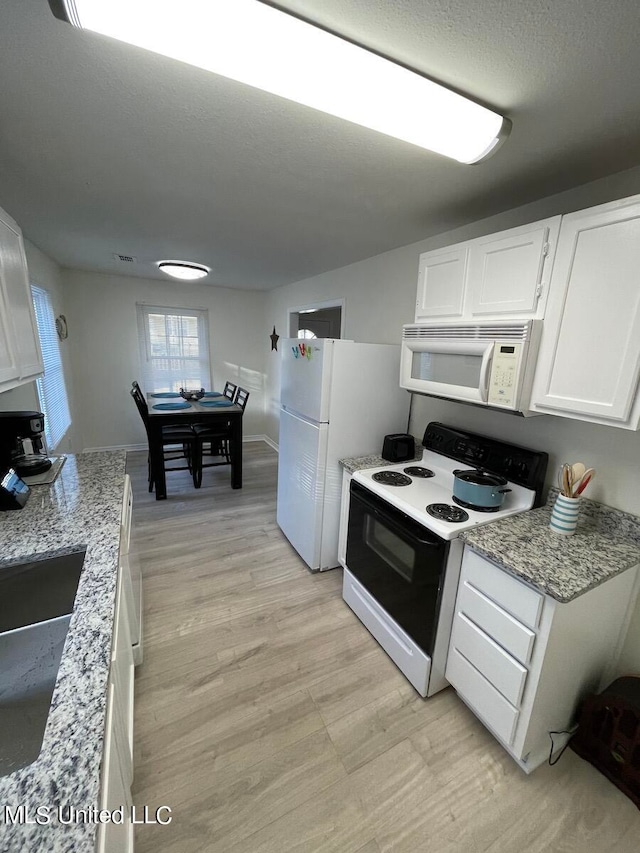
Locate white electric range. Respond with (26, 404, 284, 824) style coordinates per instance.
(342, 422, 548, 698)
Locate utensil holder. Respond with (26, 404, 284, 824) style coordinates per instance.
(549, 493, 581, 536)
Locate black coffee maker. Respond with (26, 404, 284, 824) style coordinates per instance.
(0, 411, 53, 476)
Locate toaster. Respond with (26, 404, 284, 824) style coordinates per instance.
(382, 433, 415, 463)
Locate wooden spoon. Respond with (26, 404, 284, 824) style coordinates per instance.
(573, 468, 595, 496)
(571, 462, 586, 483)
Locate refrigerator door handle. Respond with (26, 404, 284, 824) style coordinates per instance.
(281, 405, 326, 426)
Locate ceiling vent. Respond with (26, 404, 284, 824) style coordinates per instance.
(113, 253, 137, 264)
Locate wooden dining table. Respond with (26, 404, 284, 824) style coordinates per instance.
(146, 394, 243, 500)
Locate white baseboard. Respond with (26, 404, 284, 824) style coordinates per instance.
(260, 435, 278, 452)
(83, 436, 278, 453)
(83, 443, 148, 453)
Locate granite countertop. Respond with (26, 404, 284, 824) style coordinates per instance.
(0, 452, 127, 853)
(461, 489, 640, 603)
(340, 446, 422, 474)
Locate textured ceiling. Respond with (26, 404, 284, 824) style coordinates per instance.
(1, 0, 640, 290)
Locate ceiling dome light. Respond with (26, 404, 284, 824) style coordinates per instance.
(158, 261, 209, 281)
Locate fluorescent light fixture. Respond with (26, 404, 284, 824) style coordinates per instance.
(158, 261, 209, 280)
(49, 0, 510, 164)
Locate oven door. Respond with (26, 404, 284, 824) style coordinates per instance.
(400, 337, 494, 403)
(345, 481, 449, 655)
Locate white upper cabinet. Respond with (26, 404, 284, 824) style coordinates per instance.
(468, 219, 560, 316)
(0, 205, 44, 391)
(414, 217, 560, 323)
(415, 245, 468, 319)
(0, 270, 20, 385)
(531, 195, 640, 428)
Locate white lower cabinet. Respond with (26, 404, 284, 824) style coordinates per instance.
(120, 475, 143, 666)
(97, 481, 138, 852)
(97, 559, 135, 852)
(447, 647, 520, 746)
(451, 612, 528, 707)
(97, 681, 134, 853)
(446, 548, 639, 772)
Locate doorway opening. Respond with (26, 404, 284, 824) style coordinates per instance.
(288, 300, 344, 340)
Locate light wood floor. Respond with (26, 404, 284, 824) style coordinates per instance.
(128, 443, 640, 852)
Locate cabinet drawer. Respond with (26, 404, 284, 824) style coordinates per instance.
(446, 647, 519, 746)
(450, 612, 528, 706)
(463, 549, 543, 629)
(457, 580, 535, 664)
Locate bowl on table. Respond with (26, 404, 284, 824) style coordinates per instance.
(179, 388, 205, 401)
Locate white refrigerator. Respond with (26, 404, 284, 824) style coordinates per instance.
(276, 338, 410, 572)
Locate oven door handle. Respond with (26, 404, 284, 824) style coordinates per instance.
(351, 485, 442, 547)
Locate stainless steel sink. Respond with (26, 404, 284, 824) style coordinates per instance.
(0, 550, 86, 632)
(0, 551, 85, 777)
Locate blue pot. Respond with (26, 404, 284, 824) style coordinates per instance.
(452, 469, 511, 510)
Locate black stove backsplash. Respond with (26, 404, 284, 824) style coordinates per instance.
(421, 422, 548, 506)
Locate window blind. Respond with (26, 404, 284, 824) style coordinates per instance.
(31, 285, 72, 450)
(136, 304, 211, 392)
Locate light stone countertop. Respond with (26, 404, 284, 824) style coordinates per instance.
(460, 489, 640, 603)
(339, 447, 422, 474)
(0, 452, 127, 853)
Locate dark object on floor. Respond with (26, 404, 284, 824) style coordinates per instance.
(570, 676, 640, 808)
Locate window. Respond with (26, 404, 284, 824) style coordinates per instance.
(137, 304, 211, 392)
(31, 286, 72, 450)
(297, 329, 317, 339)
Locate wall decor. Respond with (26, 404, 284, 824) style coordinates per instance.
(270, 326, 279, 351)
(55, 314, 68, 340)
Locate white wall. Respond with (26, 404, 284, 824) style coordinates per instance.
(266, 164, 640, 674)
(61, 269, 268, 450)
(0, 239, 77, 452)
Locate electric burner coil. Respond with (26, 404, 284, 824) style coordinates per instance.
(426, 503, 470, 523)
(372, 471, 412, 487)
(403, 466, 435, 478)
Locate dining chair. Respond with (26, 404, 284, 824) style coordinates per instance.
(235, 386, 250, 410)
(223, 381, 237, 402)
(194, 379, 237, 459)
(192, 386, 249, 488)
(130, 384, 199, 491)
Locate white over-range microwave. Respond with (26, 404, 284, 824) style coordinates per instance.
(400, 319, 542, 415)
